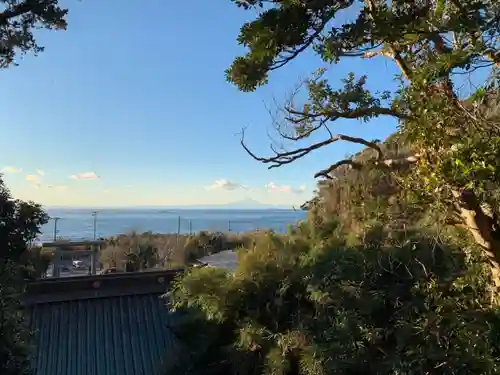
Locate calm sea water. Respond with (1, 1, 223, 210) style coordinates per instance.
(39, 208, 307, 242)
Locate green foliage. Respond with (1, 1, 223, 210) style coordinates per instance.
(167, 224, 500, 375)
(164, 3, 500, 374)
(225, 0, 500, 204)
(0, 0, 68, 68)
(22, 246, 52, 280)
(227, 0, 500, 91)
(0, 176, 49, 375)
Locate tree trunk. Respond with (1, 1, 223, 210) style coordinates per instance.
(453, 189, 500, 297)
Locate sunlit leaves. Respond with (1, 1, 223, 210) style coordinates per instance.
(167, 226, 500, 375)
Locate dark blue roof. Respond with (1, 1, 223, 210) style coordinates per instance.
(26, 270, 183, 375)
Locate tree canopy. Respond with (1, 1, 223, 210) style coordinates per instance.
(223, 0, 500, 284)
(0, 0, 67, 68)
(227, 0, 499, 92)
(0, 176, 49, 374)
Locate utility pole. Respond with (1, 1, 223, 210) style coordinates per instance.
(92, 211, 98, 240)
(52, 217, 60, 241)
(176, 216, 181, 247)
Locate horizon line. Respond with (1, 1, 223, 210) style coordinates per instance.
(43, 205, 296, 210)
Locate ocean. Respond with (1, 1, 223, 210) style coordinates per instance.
(39, 208, 307, 243)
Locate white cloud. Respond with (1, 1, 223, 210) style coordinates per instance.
(1, 166, 22, 174)
(206, 179, 247, 191)
(26, 174, 39, 182)
(265, 182, 306, 194)
(36, 169, 45, 176)
(69, 171, 99, 181)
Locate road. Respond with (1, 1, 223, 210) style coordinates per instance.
(45, 263, 101, 278)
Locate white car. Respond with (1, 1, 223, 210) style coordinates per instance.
(72, 260, 86, 270)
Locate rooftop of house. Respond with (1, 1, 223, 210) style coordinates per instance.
(25, 269, 185, 375)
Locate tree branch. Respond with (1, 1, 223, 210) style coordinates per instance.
(314, 154, 420, 179)
(0, 1, 32, 25)
(241, 132, 385, 169)
(362, 46, 413, 81)
(286, 105, 409, 122)
(270, 14, 330, 72)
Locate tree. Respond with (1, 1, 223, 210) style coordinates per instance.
(226, 0, 500, 287)
(0, 0, 68, 68)
(0, 2, 66, 371)
(0, 176, 49, 375)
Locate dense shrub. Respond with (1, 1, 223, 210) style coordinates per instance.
(0, 177, 48, 375)
(165, 223, 500, 375)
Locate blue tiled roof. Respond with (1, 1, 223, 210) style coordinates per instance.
(26, 271, 183, 375)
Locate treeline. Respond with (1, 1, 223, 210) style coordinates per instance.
(97, 229, 268, 271)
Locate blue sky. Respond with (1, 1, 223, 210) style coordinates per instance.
(0, 0, 402, 207)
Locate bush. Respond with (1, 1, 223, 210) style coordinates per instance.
(0, 177, 48, 374)
(165, 225, 500, 375)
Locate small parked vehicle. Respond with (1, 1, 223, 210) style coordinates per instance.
(72, 260, 86, 270)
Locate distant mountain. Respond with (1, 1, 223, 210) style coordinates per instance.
(196, 198, 291, 210)
(46, 199, 294, 210)
(221, 198, 290, 209)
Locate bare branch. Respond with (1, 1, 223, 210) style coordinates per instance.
(241, 132, 385, 169)
(287, 105, 409, 121)
(362, 46, 412, 81)
(315, 159, 362, 179)
(270, 82, 408, 143)
(314, 154, 420, 179)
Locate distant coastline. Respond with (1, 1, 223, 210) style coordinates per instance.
(43, 198, 300, 211)
(39, 207, 306, 242)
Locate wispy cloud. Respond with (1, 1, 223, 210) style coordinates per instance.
(27, 172, 67, 191)
(1, 166, 22, 174)
(206, 179, 248, 191)
(205, 179, 305, 194)
(265, 182, 306, 194)
(47, 185, 68, 190)
(69, 171, 99, 181)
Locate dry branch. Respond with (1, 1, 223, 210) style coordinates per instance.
(315, 154, 420, 179)
(241, 133, 385, 170)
